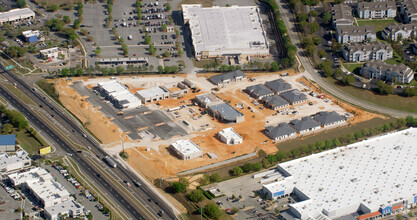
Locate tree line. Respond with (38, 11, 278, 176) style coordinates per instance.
(260, 0, 297, 69)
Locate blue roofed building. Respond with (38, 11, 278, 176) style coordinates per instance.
(0, 134, 16, 152)
(22, 30, 42, 43)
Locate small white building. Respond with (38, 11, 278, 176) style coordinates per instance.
(136, 86, 171, 103)
(170, 140, 203, 160)
(0, 150, 31, 174)
(40, 47, 62, 59)
(44, 199, 85, 220)
(217, 128, 242, 145)
(97, 81, 142, 109)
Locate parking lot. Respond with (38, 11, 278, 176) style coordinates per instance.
(81, 0, 191, 68)
(71, 81, 188, 140)
(209, 169, 293, 219)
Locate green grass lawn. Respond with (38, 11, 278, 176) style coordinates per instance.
(15, 129, 45, 155)
(325, 77, 417, 113)
(276, 118, 396, 152)
(385, 50, 403, 65)
(343, 63, 364, 74)
(3, 83, 37, 106)
(357, 19, 399, 32)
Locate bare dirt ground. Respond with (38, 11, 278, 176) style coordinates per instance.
(53, 79, 121, 144)
(55, 72, 383, 182)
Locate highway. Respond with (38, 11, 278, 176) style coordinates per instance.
(0, 65, 177, 220)
(275, 0, 417, 118)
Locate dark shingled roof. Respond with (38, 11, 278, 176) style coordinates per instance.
(245, 84, 274, 99)
(209, 70, 247, 85)
(280, 89, 307, 104)
(265, 79, 292, 94)
(263, 95, 289, 108)
(265, 123, 297, 139)
(313, 111, 345, 126)
(290, 116, 321, 132)
(209, 103, 243, 122)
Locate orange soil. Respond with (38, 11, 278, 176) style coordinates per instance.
(53, 79, 121, 144)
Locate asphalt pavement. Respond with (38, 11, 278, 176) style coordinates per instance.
(275, 0, 417, 118)
(0, 65, 177, 220)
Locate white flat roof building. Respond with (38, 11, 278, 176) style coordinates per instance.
(8, 167, 84, 219)
(44, 199, 85, 220)
(39, 47, 62, 59)
(0, 8, 35, 25)
(262, 128, 417, 219)
(97, 81, 141, 109)
(171, 139, 203, 160)
(0, 150, 31, 174)
(182, 4, 269, 59)
(217, 127, 243, 145)
(136, 86, 170, 103)
(8, 167, 71, 207)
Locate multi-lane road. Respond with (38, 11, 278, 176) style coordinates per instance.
(0, 65, 177, 220)
(275, 0, 417, 118)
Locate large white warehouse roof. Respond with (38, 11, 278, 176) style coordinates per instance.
(182, 4, 268, 57)
(263, 128, 417, 219)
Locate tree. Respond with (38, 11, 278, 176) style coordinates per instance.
(271, 61, 279, 71)
(144, 33, 151, 45)
(179, 177, 190, 187)
(50, 4, 59, 12)
(73, 19, 81, 29)
(309, 10, 318, 17)
(157, 65, 164, 74)
(204, 203, 222, 219)
(264, 62, 271, 71)
(161, 23, 167, 32)
(252, 162, 262, 171)
(333, 138, 341, 146)
(325, 139, 334, 149)
(63, 16, 71, 24)
(323, 12, 332, 25)
(166, 3, 171, 11)
(333, 68, 343, 79)
(116, 66, 124, 75)
(171, 182, 185, 193)
(3, 123, 13, 134)
(305, 45, 316, 57)
(16, 0, 26, 8)
(122, 43, 128, 56)
(341, 75, 355, 85)
(95, 47, 101, 56)
(76, 68, 84, 76)
(296, 12, 308, 22)
(28, 45, 37, 53)
(309, 22, 319, 33)
(61, 68, 69, 77)
(148, 45, 156, 55)
(188, 190, 205, 202)
(231, 207, 239, 214)
(242, 163, 252, 173)
(164, 66, 172, 74)
(232, 166, 243, 176)
(210, 173, 221, 182)
(80, 28, 89, 36)
(87, 212, 93, 220)
(376, 80, 393, 95)
(163, 51, 170, 58)
(171, 65, 179, 73)
(318, 49, 326, 58)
